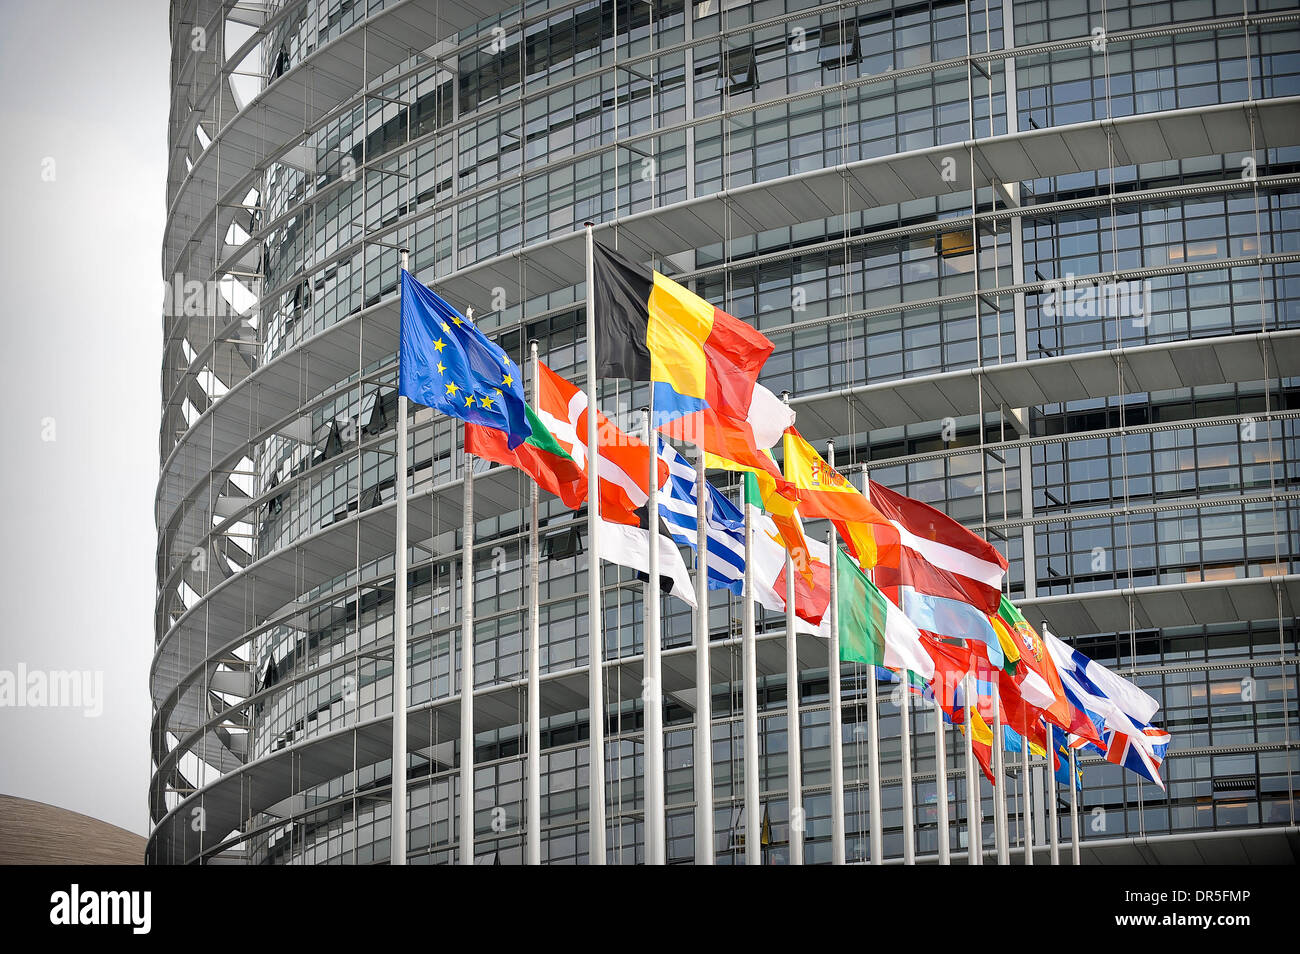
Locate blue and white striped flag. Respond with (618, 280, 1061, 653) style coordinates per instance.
(656, 437, 746, 594)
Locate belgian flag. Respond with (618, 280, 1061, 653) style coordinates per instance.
(589, 242, 786, 484)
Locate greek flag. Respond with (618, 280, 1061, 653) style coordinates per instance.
(656, 437, 746, 594)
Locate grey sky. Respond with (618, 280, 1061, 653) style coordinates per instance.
(0, 0, 169, 837)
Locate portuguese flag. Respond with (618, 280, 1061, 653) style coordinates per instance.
(465, 404, 586, 510)
(996, 595, 1075, 730)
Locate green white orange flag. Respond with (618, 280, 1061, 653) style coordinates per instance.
(830, 546, 934, 679)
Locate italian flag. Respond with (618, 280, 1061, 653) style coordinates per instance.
(465, 403, 586, 510)
(831, 547, 934, 680)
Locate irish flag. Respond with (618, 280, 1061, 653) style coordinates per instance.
(830, 548, 934, 680)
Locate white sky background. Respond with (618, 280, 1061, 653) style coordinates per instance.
(0, 0, 169, 836)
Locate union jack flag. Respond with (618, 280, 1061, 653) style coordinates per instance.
(1103, 723, 1171, 790)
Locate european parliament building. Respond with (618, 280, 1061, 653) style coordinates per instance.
(151, 0, 1300, 864)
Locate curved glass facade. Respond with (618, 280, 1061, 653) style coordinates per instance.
(153, 0, 1300, 863)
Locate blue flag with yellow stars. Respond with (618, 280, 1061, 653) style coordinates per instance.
(399, 269, 531, 449)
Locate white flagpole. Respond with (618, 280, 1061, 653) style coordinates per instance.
(742, 490, 759, 866)
(695, 447, 715, 864)
(781, 393, 803, 866)
(1042, 622, 1059, 866)
(825, 441, 845, 866)
(1069, 746, 1081, 865)
(899, 669, 914, 865)
(644, 401, 666, 865)
(1022, 723, 1034, 865)
(963, 674, 979, 865)
(526, 340, 542, 866)
(392, 248, 410, 866)
(583, 223, 607, 864)
(460, 424, 475, 865)
(1048, 734, 1060, 865)
(857, 466, 882, 865)
(934, 693, 950, 865)
(993, 691, 1009, 865)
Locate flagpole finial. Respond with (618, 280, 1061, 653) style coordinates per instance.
(583, 221, 595, 229)
(780, 390, 791, 403)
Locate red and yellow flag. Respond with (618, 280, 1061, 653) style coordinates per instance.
(781, 427, 889, 568)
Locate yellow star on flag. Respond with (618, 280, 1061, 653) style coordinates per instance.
(445, 381, 459, 396)
(436, 361, 446, 375)
(480, 395, 494, 409)
(464, 394, 475, 407)
(433, 338, 446, 352)
(502, 372, 513, 387)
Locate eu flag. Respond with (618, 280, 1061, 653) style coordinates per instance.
(399, 270, 531, 449)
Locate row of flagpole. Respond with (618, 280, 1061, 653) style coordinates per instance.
(390, 237, 1092, 867)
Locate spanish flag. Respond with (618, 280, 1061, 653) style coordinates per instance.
(590, 242, 784, 483)
(781, 427, 889, 568)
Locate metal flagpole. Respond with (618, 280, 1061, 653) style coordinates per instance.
(1069, 746, 1081, 865)
(866, 650, 883, 864)
(963, 674, 979, 865)
(526, 340, 542, 866)
(392, 248, 410, 866)
(934, 693, 950, 865)
(899, 669, 914, 865)
(644, 399, 666, 864)
(993, 692, 1009, 865)
(1043, 622, 1059, 866)
(781, 393, 803, 866)
(742, 492, 759, 866)
(582, 223, 607, 864)
(1048, 736, 1060, 864)
(1022, 723, 1034, 865)
(826, 441, 845, 865)
(695, 447, 715, 864)
(857, 465, 882, 866)
(460, 421, 475, 865)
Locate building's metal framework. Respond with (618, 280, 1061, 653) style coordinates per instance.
(152, 0, 1300, 864)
